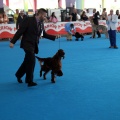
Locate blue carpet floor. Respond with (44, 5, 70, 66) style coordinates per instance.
(0, 34, 120, 120)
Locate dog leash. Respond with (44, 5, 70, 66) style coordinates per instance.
(58, 34, 61, 49)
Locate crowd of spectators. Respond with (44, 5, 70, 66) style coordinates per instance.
(1, 7, 120, 24)
(0, 7, 120, 40)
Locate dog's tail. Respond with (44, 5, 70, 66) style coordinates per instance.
(35, 56, 45, 61)
(35, 56, 46, 66)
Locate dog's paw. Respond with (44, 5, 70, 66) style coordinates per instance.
(51, 80, 56, 83)
(43, 74, 46, 80)
(40, 71, 42, 77)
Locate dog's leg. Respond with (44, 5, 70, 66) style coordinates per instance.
(81, 35, 84, 41)
(75, 38, 79, 41)
(40, 65, 44, 77)
(43, 72, 46, 80)
(40, 69, 42, 77)
(43, 69, 50, 80)
(51, 71, 55, 83)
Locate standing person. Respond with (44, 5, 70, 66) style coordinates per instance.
(3, 12, 9, 24)
(65, 23, 76, 41)
(116, 10, 120, 19)
(106, 9, 118, 49)
(70, 9, 78, 21)
(81, 11, 88, 21)
(9, 8, 57, 87)
(92, 9, 101, 38)
(100, 9, 109, 38)
(116, 10, 120, 32)
(0, 13, 4, 24)
(101, 8, 107, 20)
(86, 9, 92, 17)
(86, 9, 89, 17)
(14, 9, 19, 23)
(0, 13, 4, 40)
(16, 10, 27, 30)
(49, 12, 58, 23)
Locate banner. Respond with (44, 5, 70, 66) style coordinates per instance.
(23, 0, 28, 12)
(0, 0, 3, 8)
(0, 0, 4, 14)
(0, 24, 16, 38)
(1, 20, 120, 39)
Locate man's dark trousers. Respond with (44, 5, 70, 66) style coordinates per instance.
(15, 49, 35, 83)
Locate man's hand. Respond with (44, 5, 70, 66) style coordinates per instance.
(44, 17, 48, 23)
(9, 42, 14, 48)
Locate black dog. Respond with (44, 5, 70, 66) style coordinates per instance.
(74, 32, 84, 41)
(36, 49, 65, 83)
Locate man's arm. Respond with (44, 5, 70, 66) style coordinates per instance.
(43, 30, 56, 41)
(10, 17, 29, 44)
(67, 30, 73, 34)
(74, 27, 76, 33)
(112, 15, 118, 23)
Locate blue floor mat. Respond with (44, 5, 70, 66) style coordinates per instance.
(0, 34, 120, 120)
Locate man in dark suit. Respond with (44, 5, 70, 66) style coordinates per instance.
(9, 8, 57, 87)
(16, 10, 27, 30)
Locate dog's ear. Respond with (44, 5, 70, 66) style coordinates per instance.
(58, 49, 63, 52)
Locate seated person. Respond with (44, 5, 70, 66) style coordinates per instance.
(81, 11, 88, 21)
(70, 9, 77, 21)
(49, 12, 58, 23)
(0, 13, 4, 24)
(3, 12, 9, 24)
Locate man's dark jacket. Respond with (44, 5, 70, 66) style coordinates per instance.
(11, 16, 56, 54)
(16, 14, 27, 29)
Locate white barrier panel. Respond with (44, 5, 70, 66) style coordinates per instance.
(0, 20, 120, 38)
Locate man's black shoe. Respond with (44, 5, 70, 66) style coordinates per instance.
(25, 80, 29, 83)
(51, 80, 55, 83)
(25, 78, 29, 83)
(28, 82, 37, 87)
(17, 78, 23, 83)
(15, 74, 23, 83)
(114, 46, 118, 49)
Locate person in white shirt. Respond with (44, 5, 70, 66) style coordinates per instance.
(106, 9, 118, 49)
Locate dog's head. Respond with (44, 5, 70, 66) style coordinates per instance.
(57, 49, 65, 59)
(75, 32, 80, 38)
(56, 70, 63, 76)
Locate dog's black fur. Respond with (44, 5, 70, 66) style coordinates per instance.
(36, 49, 65, 83)
(74, 32, 84, 41)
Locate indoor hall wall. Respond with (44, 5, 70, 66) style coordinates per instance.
(84, 0, 102, 14)
(104, 0, 120, 14)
